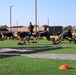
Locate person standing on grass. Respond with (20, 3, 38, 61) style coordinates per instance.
(28, 22, 34, 36)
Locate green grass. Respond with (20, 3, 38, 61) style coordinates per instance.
(0, 39, 76, 54)
(0, 39, 76, 75)
(0, 56, 76, 75)
(0, 39, 51, 48)
(37, 40, 76, 54)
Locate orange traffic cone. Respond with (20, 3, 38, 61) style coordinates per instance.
(59, 64, 70, 70)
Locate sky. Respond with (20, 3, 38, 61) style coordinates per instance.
(0, 0, 76, 27)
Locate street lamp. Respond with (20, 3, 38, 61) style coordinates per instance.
(35, 0, 37, 32)
(10, 5, 13, 32)
(47, 18, 49, 26)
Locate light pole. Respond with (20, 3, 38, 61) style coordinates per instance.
(47, 18, 49, 26)
(10, 5, 13, 32)
(35, 0, 37, 32)
(17, 20, 18, 31)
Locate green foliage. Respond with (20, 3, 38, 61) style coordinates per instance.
(63, 25, 73, 31)
(34, 25, 39, 27)
(0, 25, 8, 28)
(42, 24, 49, 27)
(73, 25, 76, 31)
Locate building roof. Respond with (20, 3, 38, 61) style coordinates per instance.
(10, 26, 24, 28)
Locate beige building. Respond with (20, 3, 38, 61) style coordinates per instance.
(7, 26, 45, 32)
(7, 26, 63, 36)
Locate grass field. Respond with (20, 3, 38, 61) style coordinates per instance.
(0, 56, 76, 75)
(0, 39, 76, 54)
(0, 39, 76, 75)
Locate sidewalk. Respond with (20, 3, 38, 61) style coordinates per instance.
(0, 46, 75, 60)
(0, 46, 64, 54)
(21, 54, 76, 60)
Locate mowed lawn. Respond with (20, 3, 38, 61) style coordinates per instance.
(0, 38, 51, 48)
(0, 38, 76, 54)
(0, 56, 76, 75)
(0, 39, 76, 75)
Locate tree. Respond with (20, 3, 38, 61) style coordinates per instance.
(0, 25, 8, 28)
(42, 24, 49, 27)
(34, 25, 38, 27)
(63, 25, 73, 31)
(73, 25, 76, 31)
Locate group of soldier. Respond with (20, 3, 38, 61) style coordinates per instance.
(16, 22, 76, 45)
(0, 22, 76, 45)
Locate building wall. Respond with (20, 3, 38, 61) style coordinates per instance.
(49, 26, 63, 35)
(7, 26, 45, 32)
(7, 26, 63, 35)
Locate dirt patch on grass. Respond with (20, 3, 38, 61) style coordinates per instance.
(0, 46, 66, 58)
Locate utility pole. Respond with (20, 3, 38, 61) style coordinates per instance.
(17, 20, 18, 31)
(10, 5, 13, 32)
(35, 0, 37, 32)
(47, 18, 49, 26)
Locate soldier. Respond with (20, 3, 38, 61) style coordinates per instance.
(28, 22, 34, 36)
(16, 31, 31, 44)
(52, 30, 73, 44)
